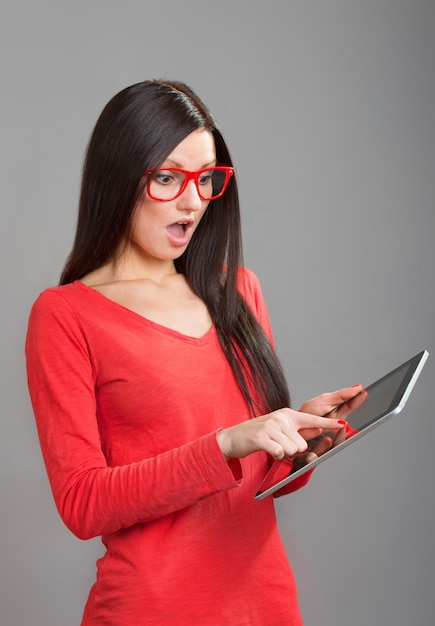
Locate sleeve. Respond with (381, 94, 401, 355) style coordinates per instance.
(272, 469, 315, 497)
(25, 290, 242, 540)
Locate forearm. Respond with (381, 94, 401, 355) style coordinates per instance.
(45, 431, 242, 540)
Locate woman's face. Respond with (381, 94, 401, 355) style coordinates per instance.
(127, 129, 215, 270)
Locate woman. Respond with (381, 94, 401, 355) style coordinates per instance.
(26, 80, 360, 625)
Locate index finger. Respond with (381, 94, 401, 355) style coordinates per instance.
(296, 411, 346, 431)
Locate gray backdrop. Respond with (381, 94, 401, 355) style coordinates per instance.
(1, 1, 434, 625)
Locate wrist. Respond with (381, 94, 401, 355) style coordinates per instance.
(216, 429, 231, 460)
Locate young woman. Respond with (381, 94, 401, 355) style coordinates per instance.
(26, 80, 361, 625)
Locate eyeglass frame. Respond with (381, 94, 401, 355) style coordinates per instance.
(144, 165, 235, 202)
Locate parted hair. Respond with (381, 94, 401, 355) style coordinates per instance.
(60, 80, 290, 413)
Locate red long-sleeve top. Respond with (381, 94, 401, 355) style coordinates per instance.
(25, 267, 310, 625)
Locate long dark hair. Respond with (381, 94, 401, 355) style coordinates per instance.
(60, 80, 290, 413)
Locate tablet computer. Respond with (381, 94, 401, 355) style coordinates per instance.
(255, 350, 429, 500)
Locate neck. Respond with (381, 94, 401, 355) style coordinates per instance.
(105, 246, 179, 284)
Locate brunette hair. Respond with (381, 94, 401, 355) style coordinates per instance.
(60, 80, 290, 412)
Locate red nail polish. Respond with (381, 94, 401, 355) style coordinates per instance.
(337, 419, 347, 426)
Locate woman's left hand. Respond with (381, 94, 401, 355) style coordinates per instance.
(299, 384, 363, 417)
(298, 384, 365, 450)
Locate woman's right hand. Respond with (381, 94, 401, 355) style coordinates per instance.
(216, 408, 345, 461)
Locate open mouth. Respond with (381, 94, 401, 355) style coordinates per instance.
(166, 220, 192, 239)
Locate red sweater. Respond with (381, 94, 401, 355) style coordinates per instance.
(26, 268, 310, 626)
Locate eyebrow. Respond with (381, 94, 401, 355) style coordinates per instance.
(162, 158, 217, 169)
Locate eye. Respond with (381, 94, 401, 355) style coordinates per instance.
(154, 170, 176, 186)
(198, 172, 213, 186)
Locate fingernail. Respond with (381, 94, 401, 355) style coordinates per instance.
(351, 384, 361, 388)
(337, 420, 347, 426)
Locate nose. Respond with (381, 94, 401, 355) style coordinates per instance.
(176, 179, 204, 211)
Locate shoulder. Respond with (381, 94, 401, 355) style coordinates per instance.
(237, 265, 261, 292)
(29, 282, 83, 319)
(237, 266, 265, 309)
(26, 285, 85, 366)
(33, 282, 81, 302)
(236, 266, 274, 340)
(27, 282, 94, 341)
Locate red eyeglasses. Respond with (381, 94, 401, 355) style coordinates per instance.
(145, 166, 234, 201)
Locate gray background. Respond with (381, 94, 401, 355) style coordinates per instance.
(1, 1, 434, 625)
